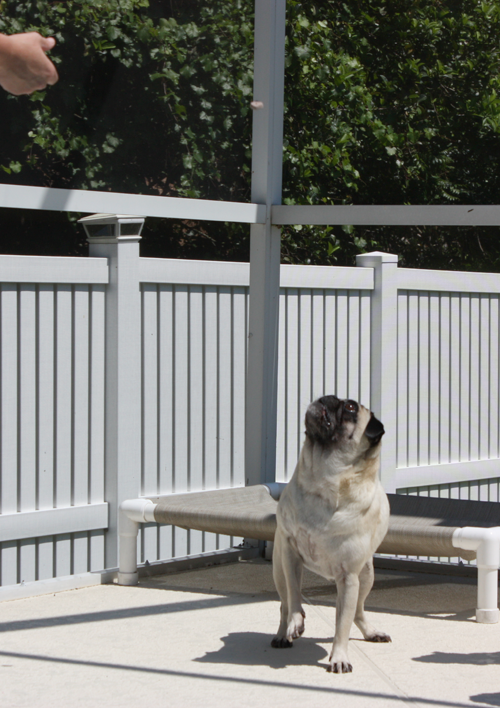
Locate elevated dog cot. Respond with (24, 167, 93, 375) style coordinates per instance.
(118, 484, 500, 624)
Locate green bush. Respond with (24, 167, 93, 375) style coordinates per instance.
(1, 0, 500, 269)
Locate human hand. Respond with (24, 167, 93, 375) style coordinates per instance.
(0, 32, 59, 95)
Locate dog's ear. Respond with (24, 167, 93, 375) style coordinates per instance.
(364, 414, 385, 446)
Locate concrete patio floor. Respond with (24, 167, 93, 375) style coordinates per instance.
(0, 558, 499, 708)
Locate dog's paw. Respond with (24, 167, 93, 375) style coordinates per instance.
(328, 646, 352, 673)
(365, 631, 391, 643)
(271, 636, 293, 648)
(328, 660, 353, 674)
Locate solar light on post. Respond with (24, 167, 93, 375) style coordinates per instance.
(78, 213, 145, 242)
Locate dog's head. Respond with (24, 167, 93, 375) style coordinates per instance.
(305, 395, 384, 457)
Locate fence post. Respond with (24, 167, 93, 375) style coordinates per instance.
(81, 214, 144, 570)
(356, 251, 399, 492)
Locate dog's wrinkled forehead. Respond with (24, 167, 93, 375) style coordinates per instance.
(305, 395, 384, 447)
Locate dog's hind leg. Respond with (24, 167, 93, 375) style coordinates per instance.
(354, 559, 391, 643)
(271, 528, 305, 648)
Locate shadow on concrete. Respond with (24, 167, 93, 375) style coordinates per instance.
(413, 651, 500, 666)
(0, 593, 265, 634)
(470, 694, 500, 706)
(193, 631, 329, 669)
(363, 606, 476, 622)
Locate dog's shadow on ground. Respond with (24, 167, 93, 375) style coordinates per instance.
(193, 632, 329, 669)
(414, 650, 500, 666)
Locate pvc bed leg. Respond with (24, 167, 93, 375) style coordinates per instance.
(118, 499, 157, 586)
(453, 527, 500, 624)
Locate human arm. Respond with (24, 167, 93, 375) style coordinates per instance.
(0, 32, 58, 95)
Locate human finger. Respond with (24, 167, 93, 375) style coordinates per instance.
(40, 36, 56, 52)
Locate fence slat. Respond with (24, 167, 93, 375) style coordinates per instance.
(469, 295, 480, 462)
(396, 292, 408, 468)
(429, 293, 440, 466)
(73, 286, 90, 508)
(439, 295, 451, 465)
(142, 284, 159, 497)
(89, 286, 105, 505)
(348, 292, 360, 401)
(407, 293, 419, 467)
(460, 295, 471, 461)
(324, 291, 337, 398)
(18, 286, 37, 583)
(232, 287, 247, 488)
(189, 286, 204, 494)
(336, 291, 349, 400)
(218, 288, 232, 494)
(283, 289, 300, 480)
(157, 285, 173, 559)
(37, 284, 55, 580)
(311, 290, 325, 399)
(449, 295, 461, 464)
(37, 284, 55, 512)
(418, 294, 429, 466)
(276, 290, 286, 482)
(479, 296, 491, 460)
(359, 292, 371, 407)
(19, 285, 37, 514)
(55, 285, 73, 577)
(490, 297, 499, 458)
(173, 285, 189, 556)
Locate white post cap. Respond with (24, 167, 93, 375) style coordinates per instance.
(79, 213, 145, 243)
(356, 251, 398, 266)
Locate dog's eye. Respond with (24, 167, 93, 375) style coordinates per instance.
(344, 402, 356, 413)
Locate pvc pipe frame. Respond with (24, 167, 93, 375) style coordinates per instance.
(118, 500, 500, 623)
(117, 499, 156, 586)
(452, 527, 500, 623)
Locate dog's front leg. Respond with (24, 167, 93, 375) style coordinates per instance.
(271, 527, 305, 648)
(329, 572, 359, 673)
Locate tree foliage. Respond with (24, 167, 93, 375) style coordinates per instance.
(1, 0, 500, 270)
(281, 0, 500, 268)
(0, 0, 254, 257)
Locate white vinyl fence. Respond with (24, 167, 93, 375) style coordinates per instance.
(1, 238, 500, 591)
(0, 257, 108, 587)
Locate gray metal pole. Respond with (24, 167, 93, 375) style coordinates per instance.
(245, 0, 286, 486)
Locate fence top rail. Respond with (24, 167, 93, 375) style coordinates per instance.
(398, 267, 500, 294)
(139, 257, 249, 286)
(280, 264, 372, 289)
(272, 204, 500, 226)
(0, 254, 109, 284)
(139, 258, 373, 289)
(0, 184, 267, 225)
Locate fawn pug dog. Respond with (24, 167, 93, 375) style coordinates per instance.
(272, 395, 391, 673)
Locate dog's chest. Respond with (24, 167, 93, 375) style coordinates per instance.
(287, 508, 368, 578)
(278, 483, 388, 580)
